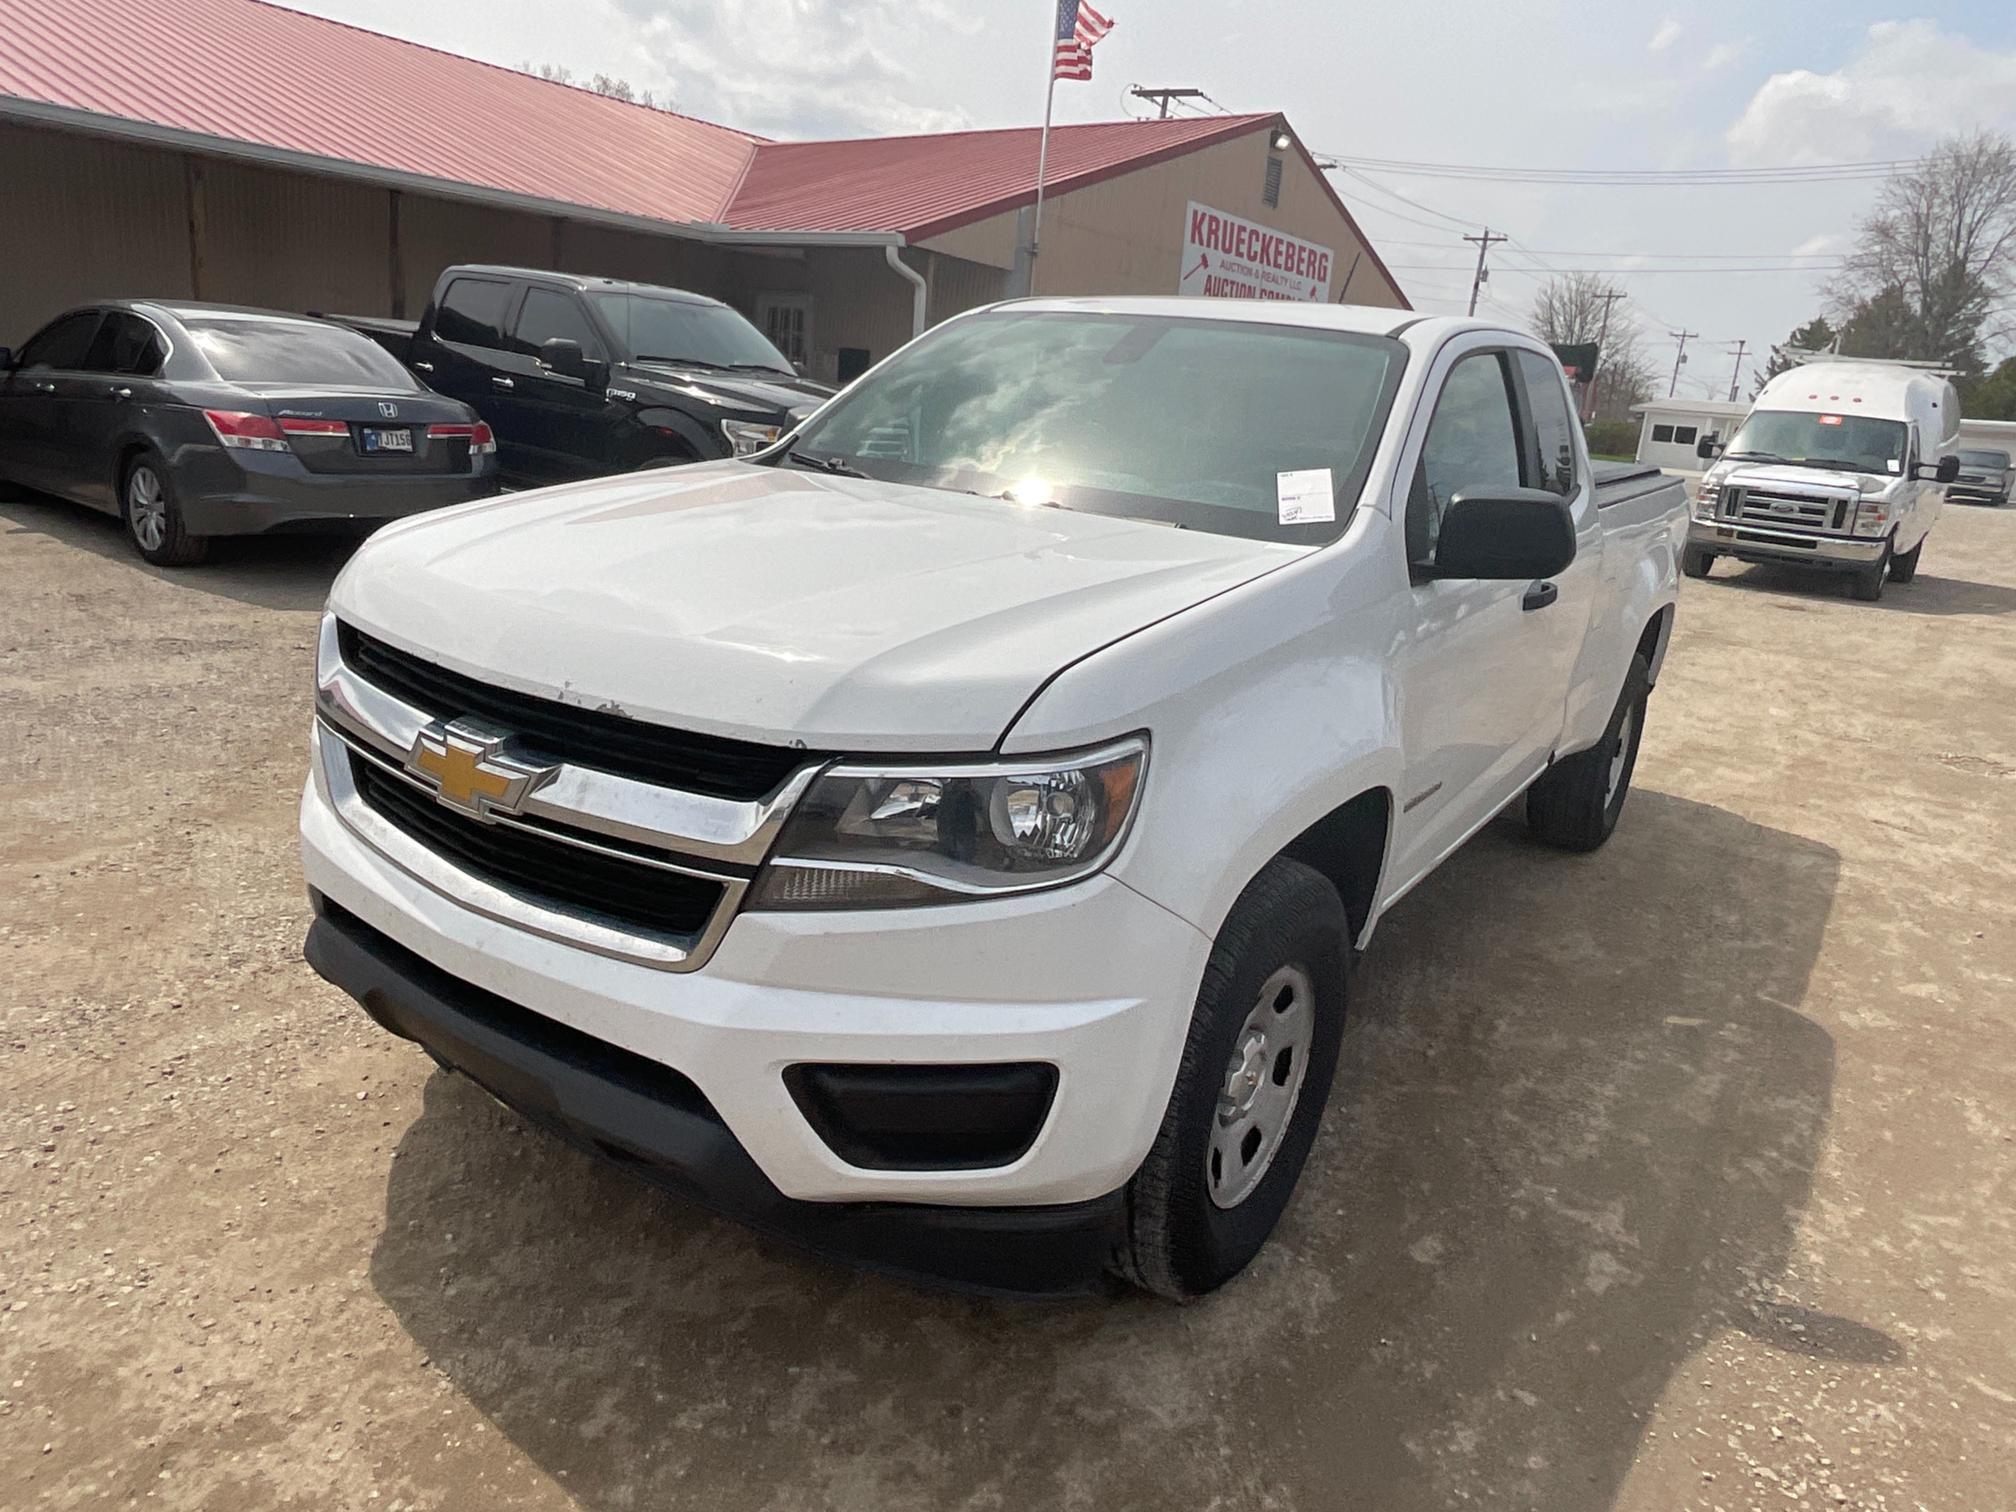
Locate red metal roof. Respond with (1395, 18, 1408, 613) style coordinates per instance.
(0, 0, 1404, 304)
(724, 115, 1276, 238)
(0, 0, 761, 226)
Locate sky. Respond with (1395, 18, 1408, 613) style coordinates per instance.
(285, 0, 2016, 396)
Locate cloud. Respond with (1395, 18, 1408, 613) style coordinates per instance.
(1702, 39, 1748, 74)
(1648, 17, 1682, 53)
(1726, 20, 2016, 165)
(604, 0, 975, 138)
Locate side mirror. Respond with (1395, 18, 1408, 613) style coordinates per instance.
(1432, 487, 1578, 581)
(1696, 435, 1723, 460)
(1920, 455, 1960, 484)
(538, 337, 606, 390)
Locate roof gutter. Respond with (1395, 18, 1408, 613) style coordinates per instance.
(0, 96, 907, 250)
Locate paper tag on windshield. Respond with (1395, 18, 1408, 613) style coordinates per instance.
(1817, 414, 1845, 426)
(1277, 468, 1335, 525)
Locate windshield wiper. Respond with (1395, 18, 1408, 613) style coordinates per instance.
(786, 449, 866, 477)
(635, 354, 735, 371)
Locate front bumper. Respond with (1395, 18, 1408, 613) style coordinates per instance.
(1689, 516, 1888, 571)
(300, 760, 1210, 1256)
(1949, 484, 2008, 504)
(305, 893, 1127, 1294)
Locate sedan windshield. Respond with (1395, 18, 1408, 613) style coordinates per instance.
(588, 293, 792, 374)
(189, 319, 418, 389)
(1724, 408, 1908, 475)
(781, 311, 1407, 543)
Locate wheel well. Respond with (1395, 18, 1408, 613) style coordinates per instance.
(1279, 787, 1391, 943)
(1637, 604, 1675, 686)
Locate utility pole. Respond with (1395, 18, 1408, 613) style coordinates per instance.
(1724, 339, 1749, 402)
(1585, 288, 1627, 422)
(1129, 86, 1205, 118)
(1668, 329, 1699, 397)
(1463, 227, 1507, 317)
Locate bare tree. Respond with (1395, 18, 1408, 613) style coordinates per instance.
(527, 62, 668, 111)
(1528, 272, 1655, 421)
(1832, 130, 2016, 371)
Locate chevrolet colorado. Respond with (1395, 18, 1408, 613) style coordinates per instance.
(302, 299, 1688, 1298)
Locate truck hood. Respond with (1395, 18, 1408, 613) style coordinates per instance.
(1718, 462, 1879, 495)
(622, 361, 834, 418)
(331, 462, 1302, 750)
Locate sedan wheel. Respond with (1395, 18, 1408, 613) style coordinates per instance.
(127, 465, 168, 552)
(121, 453, 208, 566)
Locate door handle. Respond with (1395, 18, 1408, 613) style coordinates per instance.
(411, 360, 434, 372)
(491, 376, 515, 390)
(1522, 580, 1559, 611)
(109, 386, 133, 400)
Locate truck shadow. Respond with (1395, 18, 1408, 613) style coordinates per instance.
(368, 789, 1880, 1512)
(0, 487, 360, 612)
(1709, 560, 2016, 617)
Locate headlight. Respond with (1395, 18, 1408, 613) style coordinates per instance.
(722, 419, 786, 457)
(747, 737, 1148, 910)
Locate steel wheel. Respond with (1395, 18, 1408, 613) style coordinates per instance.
(127, 465, 167, 552)
(1207, 963, 1315, 1209)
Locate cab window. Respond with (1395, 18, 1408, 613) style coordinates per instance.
(1408, 351, 1524, 564)
(512, 287, 602, 359)
(1514, 349, 1578, 497)
(435, 278, 511, 349)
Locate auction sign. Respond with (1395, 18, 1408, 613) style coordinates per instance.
(1178, 202, 1333, 303)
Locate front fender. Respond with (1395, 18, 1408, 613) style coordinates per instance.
(632, 406, 723, 463)
(1003, 517, 1404, 945)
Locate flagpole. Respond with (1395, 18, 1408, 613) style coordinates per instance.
(1031, 20, 1058, 297)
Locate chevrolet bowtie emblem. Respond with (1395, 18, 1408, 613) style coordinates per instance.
(405, 719, 556, 821)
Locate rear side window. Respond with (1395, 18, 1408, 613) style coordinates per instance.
(1408, 351, 1524, 564)
(435, 278, 511, 349)
(1515, 350, 1578, 497)
(17, 310, 103, 370)
(188, 320, 418, 389)
(512, 288, 601, 358)
(81, 313, 167, 377)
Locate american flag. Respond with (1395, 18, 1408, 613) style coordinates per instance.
(1052, 0, 1113, 82)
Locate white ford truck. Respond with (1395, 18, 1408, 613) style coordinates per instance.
(301, 299, 1688, 1298)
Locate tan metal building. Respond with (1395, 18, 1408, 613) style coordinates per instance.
(0, 0, 1407, 380)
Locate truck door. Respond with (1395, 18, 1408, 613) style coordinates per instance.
(1387, 344, 1588, 888)
(503, 286, 621, 481)
(416, 275, 521, 467)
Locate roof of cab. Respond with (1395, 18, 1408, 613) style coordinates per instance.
(443, 266, 731, 308)
(987, 298, 1503, 343)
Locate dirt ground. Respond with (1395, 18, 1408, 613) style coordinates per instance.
(3, 486, 2013, 1512)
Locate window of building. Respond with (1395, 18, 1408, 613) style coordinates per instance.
(1672, 425, 1698, 446)
(435, 278, 511, 349)
(1263, 155, 1284, 208)
(1408, 350, 1524, 565)
(1651, 423, 1675, 444)
(1515, 349, 1577, 496)
(757, 294, 812, 369)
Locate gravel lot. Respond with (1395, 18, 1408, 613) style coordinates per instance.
(3, 485, 2014, 1512)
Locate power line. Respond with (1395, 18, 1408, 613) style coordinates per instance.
(1380, 262, 1842, 274)
(1326, 152, 1918, 185)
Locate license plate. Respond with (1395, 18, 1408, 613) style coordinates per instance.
(360, 427, 413, 454)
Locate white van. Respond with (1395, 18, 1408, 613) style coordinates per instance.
(1686, 361, 1960, 601)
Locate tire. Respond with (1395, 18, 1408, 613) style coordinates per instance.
(1681, 546, 1716, 579)
(1114, 858, 1349, 1299)
(1887, 537, 1922, 583)
(1526, 652, 1650, 853)
(1851, 543, 1889, 602)
(630, 448, 697, 472)
(121, 451, 208, 567)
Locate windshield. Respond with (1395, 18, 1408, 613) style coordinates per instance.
(1723, 408, 1908, 475)
(588, 293, 791, 373)
(782, 311, 1407, 543)
(1957, 449, 2009, 468)
(189, 319, 419, 389)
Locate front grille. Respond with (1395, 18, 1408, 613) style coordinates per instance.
(1729, 488, 1850, 534)
(337, 623, 818, 801)
(350, 754, 725, 939)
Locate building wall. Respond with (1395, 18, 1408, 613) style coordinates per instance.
(1634, 403, 1746, 470)
(917, 129, 1406, 310)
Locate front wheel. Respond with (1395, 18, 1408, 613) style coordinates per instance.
(1888, 537, 1923, 583)
(122, 452, 208, 567)
(1526, 653, 1650, 852)
(1114, 858, 1348, 1299)
(1851, 544, 1890, 601)
(1681, 546, 1716, 579)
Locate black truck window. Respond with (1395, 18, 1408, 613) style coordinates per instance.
(512, 288, 602, 359)
(436, 278, 511, 349)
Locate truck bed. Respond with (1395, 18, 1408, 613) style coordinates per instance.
(321, 313, 420, 365)
(1591, 459, 1674, 510)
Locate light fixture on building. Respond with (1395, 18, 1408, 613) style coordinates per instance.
(1270, 129, 1292, 151)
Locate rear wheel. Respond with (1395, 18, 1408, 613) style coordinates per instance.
(121, 452, 207, 567)
(1888, 537, 1923, 583)
(1681, 546, 1716, 579)
(1114, 858, 1348, 1299)
(1527, 653, 1650, 853)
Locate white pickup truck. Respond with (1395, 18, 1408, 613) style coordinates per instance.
(301, 299, 1688, 1298)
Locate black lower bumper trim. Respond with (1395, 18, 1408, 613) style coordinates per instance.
(303, 894, 1125, 1296)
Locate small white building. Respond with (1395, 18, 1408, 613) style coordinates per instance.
(1631, 398, 1750, 470)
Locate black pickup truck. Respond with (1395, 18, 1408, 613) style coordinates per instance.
(333, 266, 835, 487)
